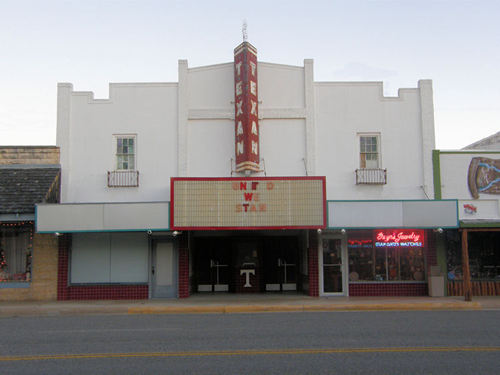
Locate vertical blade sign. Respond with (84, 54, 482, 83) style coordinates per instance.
(234, 42, 260, 173)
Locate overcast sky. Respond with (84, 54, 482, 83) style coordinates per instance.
(1, 0, 499, 149)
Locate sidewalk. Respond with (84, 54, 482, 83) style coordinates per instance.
(1, 295, 498, 317)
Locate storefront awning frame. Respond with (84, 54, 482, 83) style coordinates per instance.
(326, 199, 459, 229)
(35, 202, 170, 233)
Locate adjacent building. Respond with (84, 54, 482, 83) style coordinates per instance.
(434, 133, 500, 297)
(36, 41, 458, 300)
(0, 146, 60, 301)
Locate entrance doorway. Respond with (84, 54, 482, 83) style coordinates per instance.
(320, 236, 347, 295)
(263, 237, 298, 292)
(151, 241, 177, 298)
(194, 238, 231, 292)
(192, 234, 302, 294)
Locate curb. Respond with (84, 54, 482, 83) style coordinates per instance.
(127, 302, 483, 315)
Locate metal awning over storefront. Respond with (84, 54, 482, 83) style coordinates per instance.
(35, 202, 170, 233)
(327, 200, 459, 229)
(460, 220, 500, 228)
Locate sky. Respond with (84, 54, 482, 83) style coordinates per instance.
(1, 0, 499, 149)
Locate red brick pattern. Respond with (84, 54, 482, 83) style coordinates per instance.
(64, 285, 148, 300)
(308, 230, 319, 297)
(349, 283, 428, 296)
(57, 234, 70, 300)
(57, 234, 148, 300)
(178, 234, 190, 298)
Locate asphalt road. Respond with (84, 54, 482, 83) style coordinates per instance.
(1, 310, 499, 374)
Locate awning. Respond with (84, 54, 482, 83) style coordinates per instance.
(327, 200, 458, 229)
(36, 202, 170, 233)
(460, 219, 500, 228)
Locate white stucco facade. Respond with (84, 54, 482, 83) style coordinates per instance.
(57, 59, 436, 204)
(436, 150, 500, 222)
(38, 44, 463, 300)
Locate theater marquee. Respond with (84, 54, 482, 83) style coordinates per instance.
(171, 177, 326, 230)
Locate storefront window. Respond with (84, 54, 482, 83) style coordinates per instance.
(348, 230, 426, 282)
(0, 223, 33, 283)
(400, 248, 425, 281)
(387, 248, 399, 281)
(347, 240, 373, 281)
(446, 231, 500, 281)
(374, 247, 387, 281)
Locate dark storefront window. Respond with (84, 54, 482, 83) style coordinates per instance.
(347, 240, 373, 281)
(446, 231, 500, 281)
(348, 230, 426, 282)
(0, 223, 33, 283)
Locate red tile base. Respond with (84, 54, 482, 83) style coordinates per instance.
(64, 285, 148, 300)
(308, 230, 319, 297)
(178, 237, 189, 298)
(349, 283, 428, 296)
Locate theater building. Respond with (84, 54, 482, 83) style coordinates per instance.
(36, 41, 457, 300)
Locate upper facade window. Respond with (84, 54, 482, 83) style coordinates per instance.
(359, 135, 379, 169)
(108, 135, 139, 187)
(116, 136, 136, 171)
(356, 133, 386, 184)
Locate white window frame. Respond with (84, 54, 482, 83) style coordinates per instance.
(358, 133, 381, 169)
(112, 134, 137, 171)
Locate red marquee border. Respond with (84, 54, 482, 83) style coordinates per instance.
(170, 176, 327, 230)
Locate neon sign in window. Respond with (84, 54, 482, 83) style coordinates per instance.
(347, 239, 373, 248)
(374, 230, 424, 248)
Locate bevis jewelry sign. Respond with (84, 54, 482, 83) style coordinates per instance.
(234, 42, 260, 173)
(170, 177, 326, 230)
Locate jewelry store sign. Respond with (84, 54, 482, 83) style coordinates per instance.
(170, 177, 326, 230)
(374, 229, 425, 248)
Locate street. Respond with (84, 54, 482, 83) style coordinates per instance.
(1, 310, 499, 374)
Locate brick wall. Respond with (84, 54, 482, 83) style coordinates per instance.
(349, 283, 428, 296)
(178, 234, 189, 298)
(0, 146, 59, 165)
(0, 232, 59, 301)
(308, 230, 319, 297)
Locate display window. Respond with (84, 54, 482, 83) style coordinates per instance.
(0, 223, 33, 283)
(348, 229, 426, 282)
(446, 231, 500, 281)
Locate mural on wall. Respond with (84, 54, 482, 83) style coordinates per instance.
(468, 157, 500, 199)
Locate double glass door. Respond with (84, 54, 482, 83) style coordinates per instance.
(195, 239, 231, 292)
(321, 237, 345, 294)
(263, 238, 298, 292)
(193, 236, 301, 294)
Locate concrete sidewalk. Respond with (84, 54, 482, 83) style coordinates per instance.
(1, 295, 499, 317)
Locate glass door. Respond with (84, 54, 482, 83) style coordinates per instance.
(194, 238, 231, 292)
(321, 237, 345, 294)
(263, 237, 298, 292)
